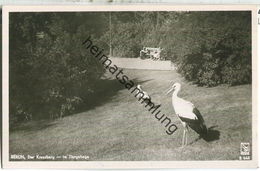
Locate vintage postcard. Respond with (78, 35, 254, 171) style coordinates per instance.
(2, 5, 258, 169)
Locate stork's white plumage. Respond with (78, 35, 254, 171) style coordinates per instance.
(137, 84, 151, 100)
(166, 82, 207, 146)
(136, 84, 161, 108)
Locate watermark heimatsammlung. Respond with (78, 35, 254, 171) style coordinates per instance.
(82, 36, 178, 135)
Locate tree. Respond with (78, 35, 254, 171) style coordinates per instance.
(9, 12, 106, 123)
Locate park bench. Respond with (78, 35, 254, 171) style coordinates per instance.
(139, 47, 163, 60)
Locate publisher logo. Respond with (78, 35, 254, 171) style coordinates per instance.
(240, 142, 250, 155)
(239, 142, 250, 160)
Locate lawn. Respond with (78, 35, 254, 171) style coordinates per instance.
(9, 69, 252, 161)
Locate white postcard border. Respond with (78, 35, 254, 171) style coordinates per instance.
(2, 5, 258, 169)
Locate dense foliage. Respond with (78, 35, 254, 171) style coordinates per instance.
(172, 12, 251, 86)
(10, 11, 251, 124)
(10, 13, 107, 123)
(106, 11, 251, 86)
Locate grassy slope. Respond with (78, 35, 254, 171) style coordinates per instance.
(9, 69, 252, 161)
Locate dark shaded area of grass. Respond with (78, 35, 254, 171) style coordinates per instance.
(10, 77, 126, 132)
(10, 120, 56, 132)
(10, 73, 153, 133)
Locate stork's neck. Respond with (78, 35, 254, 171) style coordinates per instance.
(172, 88, 180, 99)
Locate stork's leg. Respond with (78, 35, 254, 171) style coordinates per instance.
(185, 125, 189, 145)
(185, 127, 188, 145)
(181, 122, 187, 147)
(182, 129, 186, 147)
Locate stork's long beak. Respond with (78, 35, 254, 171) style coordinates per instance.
(166, 87, 174, 95)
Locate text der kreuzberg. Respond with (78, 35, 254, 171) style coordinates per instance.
(10, 154, 89, 160)
(82, 36, 177, 135)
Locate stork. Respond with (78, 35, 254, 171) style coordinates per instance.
(137, 84, 160, 108)
(166, 82, 207, 146)
(137, 84, 151, 100)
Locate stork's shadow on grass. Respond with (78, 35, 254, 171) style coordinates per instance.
(190, 126, 220, 144)
(203, 126, 220, 142)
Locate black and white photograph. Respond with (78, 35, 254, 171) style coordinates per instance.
(2, 5, 258, 169)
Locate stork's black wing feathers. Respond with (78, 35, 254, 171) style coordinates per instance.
(177, 108, 203, 124)
(179, 107, 207, 136)
(192, 107, 204, 123)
